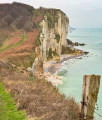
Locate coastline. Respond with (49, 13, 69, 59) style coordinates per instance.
(44, 53, 84, 86)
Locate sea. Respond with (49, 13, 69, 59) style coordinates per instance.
(57, 28, 102, 120)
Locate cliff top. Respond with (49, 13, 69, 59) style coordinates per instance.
(0, 2, 68, 31)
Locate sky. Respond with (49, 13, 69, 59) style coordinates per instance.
(0, 0, 102, 28)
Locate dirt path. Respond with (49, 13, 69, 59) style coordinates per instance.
(0, 33, 26, 53)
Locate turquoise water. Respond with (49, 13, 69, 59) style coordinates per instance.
(58, 28, 102, 120)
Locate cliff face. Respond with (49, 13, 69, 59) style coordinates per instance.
(32, 10, 69, 77)
(40, 10, 69, 62)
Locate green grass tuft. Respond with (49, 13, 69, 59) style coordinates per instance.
(0, 83, 26, 120)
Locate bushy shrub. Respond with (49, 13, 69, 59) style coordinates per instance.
(55, 34, 60, 43)
(47, 48, 53, 60)
(61, 45, 76, 54)
(35, 36, 41, 46)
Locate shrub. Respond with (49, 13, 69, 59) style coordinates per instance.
(47, 48, 53, 60)
(55, 34, 60, 43)
(61, 45, 76, 54)
(8, 52, 36, 69)
(52, 49, 58, 56)
(47, 48, 59, 60)
(35, 36, 41, 46)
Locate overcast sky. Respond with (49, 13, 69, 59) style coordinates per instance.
(0, 0, 102, 28)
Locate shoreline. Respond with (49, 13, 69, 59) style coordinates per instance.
(44, 53, 84, 86)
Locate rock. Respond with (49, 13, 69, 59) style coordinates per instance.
(44, 72, 51, 77)
(27, 67, 33, 72)
(74, 42, 86, 46)
(66, 39, 73, 45)
(46, 75, 63, 86)
(84, 51, 89, 55)
(54, 75, 59, 79)
(58, 76, 63, 80)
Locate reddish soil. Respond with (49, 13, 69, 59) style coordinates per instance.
(0, 29, 39, 58)
(34, 16, 43, 24)
(8, 30, 23, 46)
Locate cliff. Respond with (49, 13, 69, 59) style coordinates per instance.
(39, 10, 69, 62)
(32, 9, 69, 77)
(0, 2, 80, 77)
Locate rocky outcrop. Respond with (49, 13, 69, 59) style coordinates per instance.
(32, 9, 69, 76)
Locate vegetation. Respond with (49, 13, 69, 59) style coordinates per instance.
(0, 60, 80, 120)
(0, 2, 34, 31)
(47, 48, 59, 60)
(61, 45, 76, 54)
(35, 35, 41, 46)
(46, 11, 58, 29)
(55, 34, 60, 43)
(47, 48, 53, 59)
(0, 33, 27, 53)
(52, 49, 58, 56)
(0, 83, 26, 120)
(7, 51, 36, 69)
(32, 9, 42, 19)
(0, 32, 9, 46)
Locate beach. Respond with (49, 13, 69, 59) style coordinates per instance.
(44, 54, 84, 86)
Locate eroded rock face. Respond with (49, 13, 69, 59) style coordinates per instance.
(32, 10, 69, 77)
(39, 10, 69, 62)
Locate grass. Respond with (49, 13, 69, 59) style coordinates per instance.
(7, 51, 36, 69)
(0, 40, 8, 50)
(0, 83, 26, 120)
(0, 31, 9, 46)
(0, 33, 27, 53)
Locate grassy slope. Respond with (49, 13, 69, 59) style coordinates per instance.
(0, 60, 80, 120)
(0, 83, 26, 120)
(0, 33, 27, 53)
